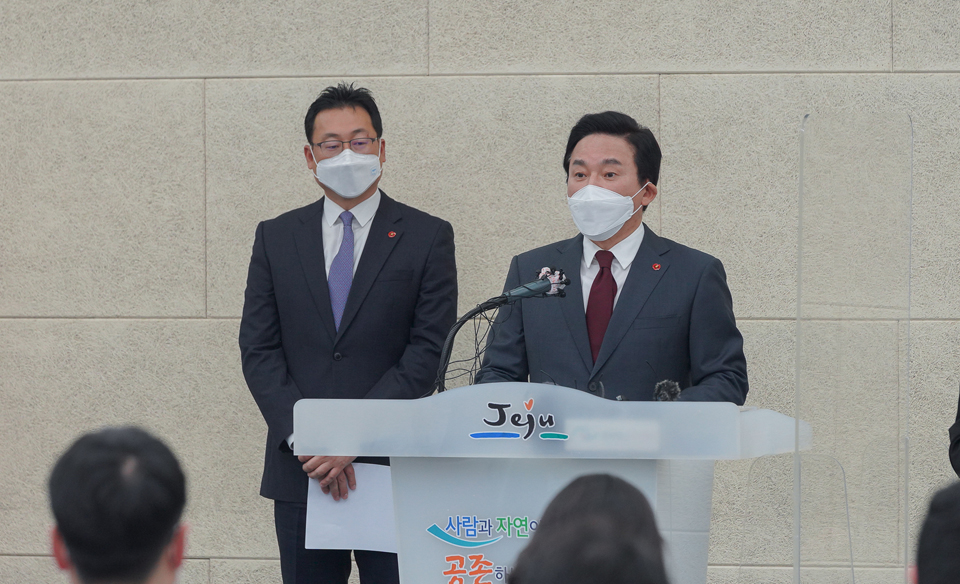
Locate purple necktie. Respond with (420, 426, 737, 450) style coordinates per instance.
(328, 211, 354, 330)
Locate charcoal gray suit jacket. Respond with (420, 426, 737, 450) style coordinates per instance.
(476, 225, 747, 404)
(239, 192, 457, 502)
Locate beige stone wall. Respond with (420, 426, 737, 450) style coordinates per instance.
(2, 1, 958, 582)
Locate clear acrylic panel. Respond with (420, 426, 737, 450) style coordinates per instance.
(795, 110, 913, 583)
(738, 454, 855, 583)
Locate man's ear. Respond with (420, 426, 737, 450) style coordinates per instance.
(640, 182, 658, 207)
(379, 138, 386, 164)
(51, 527, 72, 571)
(165, 524, 188, 570)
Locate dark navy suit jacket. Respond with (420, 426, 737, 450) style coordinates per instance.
(950, 389, 960, 477)
(239, 192, 457, 502)
(476, 226, 747, 404)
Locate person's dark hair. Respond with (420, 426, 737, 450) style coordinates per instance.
(563, 110, 662, 189)
(304, 82, 383, 143)
(540, 473, 664, 553)
(917, 481, 960, 584)
(509, 515, 669, 584)
(509, 474, 669, 584)
(49, 427, 186, 584)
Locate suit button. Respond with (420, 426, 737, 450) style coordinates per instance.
(588, 382, 599, 393)
(333, 352, 343, 361)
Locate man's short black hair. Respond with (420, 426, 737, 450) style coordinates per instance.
(304, 82, 383, 143)
(49, 427, 186, 584)
(917, 481, 960, 584)
(562, 111, 662, 186)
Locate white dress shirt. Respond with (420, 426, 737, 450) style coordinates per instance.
(321, 189, 382, 277)
(289, 190, 382, 450)
(580, 223, 645, 312)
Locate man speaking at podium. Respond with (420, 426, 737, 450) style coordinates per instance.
(240, 84, 458, 584)
(476, 111, 747, 404)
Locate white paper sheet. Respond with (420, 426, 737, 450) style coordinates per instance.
(305, 462, 398, 553)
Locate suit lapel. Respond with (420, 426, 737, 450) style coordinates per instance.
(335, 193, 402, 344)
(556, 235, 594, 373)
(292, 199, 338, 341)
(592, 226, 670, 375)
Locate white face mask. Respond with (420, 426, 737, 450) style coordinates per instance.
(312, 141, 382, 199)
(567, 182, 650, 241)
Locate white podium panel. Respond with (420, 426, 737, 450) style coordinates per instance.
(295, 383, 809, 584)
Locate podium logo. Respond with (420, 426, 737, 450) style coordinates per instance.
(469, 400, 568, 441)
(426, 514, 539, 548)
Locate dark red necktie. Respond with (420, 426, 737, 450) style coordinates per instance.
(586, 250, 617, 363)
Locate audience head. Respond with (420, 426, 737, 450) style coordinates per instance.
(538, 473, 664, 553)
(49, 426, 187, 584)
(509, 473, 669, 584)
(916, 481, 960, 584)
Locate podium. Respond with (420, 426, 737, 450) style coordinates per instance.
(295, 382, 810, 584)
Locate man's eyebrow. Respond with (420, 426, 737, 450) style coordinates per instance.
(318, 128, 369, 140)
(570, 158, 623, 167)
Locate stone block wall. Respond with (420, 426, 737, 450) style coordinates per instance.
(2, 1, 959, 581)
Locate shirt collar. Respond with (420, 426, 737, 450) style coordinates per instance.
(323, 189, 382, 228)
(581, 223, 646, 269)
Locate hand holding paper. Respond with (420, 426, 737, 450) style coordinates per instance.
(324, 463, 356, 500)
(298, 455, 357, 500)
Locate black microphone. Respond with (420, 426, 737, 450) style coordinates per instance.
(503, 279, 554, 300)
(648, 360, 681, 401)
(654, 379, 681, 401)
(501, 267, 570, 301)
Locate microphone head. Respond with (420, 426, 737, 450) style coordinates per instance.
(654, 379, 681, 402)
(537, 267, 570, 296)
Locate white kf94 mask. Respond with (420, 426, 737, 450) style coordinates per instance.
(567, 182, 651, 241)
(312, 142, 382, 199)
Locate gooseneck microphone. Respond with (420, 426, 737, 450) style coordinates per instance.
(500, 268, 570, 302)
(432, 267, 570, 393)
(502, 278, 557, 300)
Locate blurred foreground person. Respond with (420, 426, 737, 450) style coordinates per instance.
(949, 386, 960, 477)
(916, 481, 960, 584)
(49, 427, 187, 584)
(509, 474, 669, 584)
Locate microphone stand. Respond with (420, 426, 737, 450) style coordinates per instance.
(432, 272, 569, 393)
(432, 295, 510, 393)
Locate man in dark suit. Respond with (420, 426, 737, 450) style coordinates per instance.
(239, 83, 457, 584)
(476, 111, 747, 404)
(949, 387, 960, 477)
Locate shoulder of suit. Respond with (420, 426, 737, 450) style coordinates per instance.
(513, 235, 579, 263)
(388, 197, 451, 229)
(653, 232, 724, 269)
(260, 198, 324, 229)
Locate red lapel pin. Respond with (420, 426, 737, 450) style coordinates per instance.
(652, 263, 661, 271)
(388, 231, 397, 238)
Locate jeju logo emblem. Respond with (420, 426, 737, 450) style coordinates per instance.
(469, 400, 568, 441)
